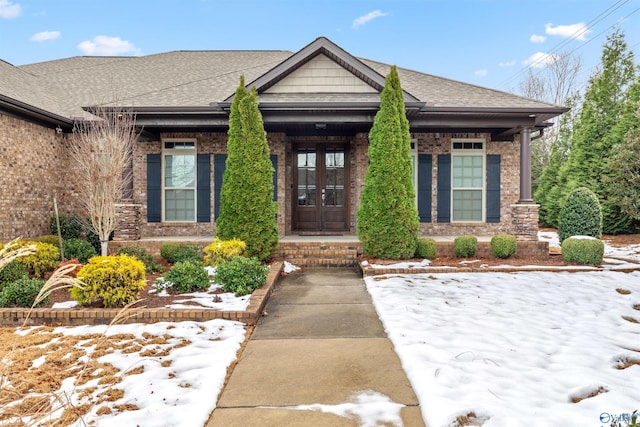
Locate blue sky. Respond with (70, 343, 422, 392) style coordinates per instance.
(1, 0, 639, 93)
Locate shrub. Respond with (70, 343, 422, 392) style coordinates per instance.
(203, 238, 246, 266)
(558, 187, 603, 244)
(0, 260, 28, 290)
(454, 235, 478, 258)
(117, 245, 163, 273)
(15, 240, 60, 277)
(0, 277, 47, 307)
(64, 238, 97, 263)
(561, 237, 605, 266)
(163, 261, 210, 293)
(72, 255, 146, 307)
(215, 256, 268, 296)
(50, 214, 83, 239)
(37, 235, 61, 246)
(160, 242, 201, 264)
(58, 258, 82, 277)
(414, 238, 437, 260)
(491, 234, 517, 259)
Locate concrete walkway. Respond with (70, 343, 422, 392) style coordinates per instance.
(206, 268, 426, 427)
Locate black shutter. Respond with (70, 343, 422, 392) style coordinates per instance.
(197, 154, 211, 222)
(270, 154, 278, 202)
(213, 154, 227, 219)
(437, 154, 451, 223)
(146, 153, 161, 223)
(486, 154, 501, 223)
(417, 154, 432, 222)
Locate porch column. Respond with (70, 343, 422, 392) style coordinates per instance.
(518, 126, 533, 203)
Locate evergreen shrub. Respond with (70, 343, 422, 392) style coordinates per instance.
(203, 238, 246, 266)
(0, 277, 47, 307)
(50, 214, 83, 240)
(15, 240, 60, 277)
(37, 235, 60, 246)
(454, 236, 478, 258)
(163, 261, 210, 293)
(0, 261, 28, 290)
(491, 234, 517, 259)
(64, 238, 97, 263)
(415, 238, 437, 260)
(117, 245, 163, 272)
(215, 256, 268, 296)
(561, 237, 605, 266)
(558, 187, 603, 243)
(160, 242, 201, 264)
(72, 255, 146, 307)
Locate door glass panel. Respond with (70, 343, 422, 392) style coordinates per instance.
(297, 149, 317, 206)
(325, 149, 345, 207)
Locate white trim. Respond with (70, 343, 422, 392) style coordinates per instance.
(162, 138, 197, 222)
(451, 139, 485, 223)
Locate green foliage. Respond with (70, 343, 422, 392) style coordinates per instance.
(50, 214, 83, 239)
(561, 237, 604, 265)
(415, 238, 437, 260)
(0, 277, 47, 308)
(162, 261, 210, 293)
(159, 242, 201, 264)
(357, 66, 419, 259)
(14, 240, 60, 278)
(37, 235, 61, 246)
(491, 234, 517, 259)
(117, 245, 163, 272)
(64, 238, 97, 263)
(454, 236, 478, 258)
(72, 255, 146, 307)
(558, 187, 602, 243)
(216, 77, 278, 262)
(203, 238, 246, 266)
(215, 256, 268, 296)
(0, 261, 28, 290)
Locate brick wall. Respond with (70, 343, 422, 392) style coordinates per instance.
(0, 115, 81, 241)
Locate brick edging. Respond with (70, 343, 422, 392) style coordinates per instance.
(0, 262, 283, 327)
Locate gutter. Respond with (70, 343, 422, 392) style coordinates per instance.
(0, 94, 73, 130)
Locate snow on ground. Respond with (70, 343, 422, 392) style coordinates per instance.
(366, 269, 640, 427)
(284, 261, 301, 273)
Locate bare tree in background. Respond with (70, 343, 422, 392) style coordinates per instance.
(70, 107, 137, 256)
(519, 52, 583, 193)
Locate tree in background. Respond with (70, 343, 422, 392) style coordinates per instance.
(539, 29, 637, 234)
(70, 106, 136, 256)
(216, 76, 278, 262)
(357, 66, 419, 259)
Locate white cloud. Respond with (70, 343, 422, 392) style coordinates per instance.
(30, 30, 60, 42)
(523, 51, 560, 68)
(474, 69, 488, 77)
(545, 22, 591, 40)
(77, 35, 141, 56)
(499, 60, 516, 67)
(0, 0, 21, 19)
(530, 34, 547, 43)
(352, 10, 389, 29)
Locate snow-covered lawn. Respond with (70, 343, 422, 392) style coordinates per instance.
(366, 236, 640, 427)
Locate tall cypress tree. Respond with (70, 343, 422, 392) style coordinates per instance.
(216, 77, 278, 261)
(357, 66, 419, 259)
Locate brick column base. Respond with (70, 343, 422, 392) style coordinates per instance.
(511, 203, 540, 241)
(114, 201, 141, 241)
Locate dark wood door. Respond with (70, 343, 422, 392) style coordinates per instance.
(293, 144, 348, 232)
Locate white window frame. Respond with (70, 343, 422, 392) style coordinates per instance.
(162, 138, 197, 222)
(451, 138, 485, 223)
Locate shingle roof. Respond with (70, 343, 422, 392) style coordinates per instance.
(2, 39, 564, 122)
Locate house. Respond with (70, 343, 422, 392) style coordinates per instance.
(0, 37, 567, 244)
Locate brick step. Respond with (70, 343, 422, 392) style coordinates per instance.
(278, 242, 361, 268)
(284, 257, 358, 268)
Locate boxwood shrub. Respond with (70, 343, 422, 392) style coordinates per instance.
(163, 261, 210, 294)
(64, 238, 97, 263)
(561, 237, 604, 266)
(454, 235, 478, 258)
(491, 234, 517, 259)
(0, 277, 47, 307)
(415, 238, 437, 260)
(215, 256, 268, 296)
(558, 187, 602, 244)
(160, 242, 201, 264)
(0, 260, 28, 290)
(72, 255, 146, 307)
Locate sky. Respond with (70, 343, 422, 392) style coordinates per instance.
(1, 0, 640, 94)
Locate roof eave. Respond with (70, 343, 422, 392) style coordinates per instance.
(0, 94, 73, 129)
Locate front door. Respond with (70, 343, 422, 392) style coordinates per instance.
(293, 143, 348, 232)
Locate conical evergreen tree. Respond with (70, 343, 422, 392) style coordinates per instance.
(357, 66, 419, 259)
(216, 77, 278, 261)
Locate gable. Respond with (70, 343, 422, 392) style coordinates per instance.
(263, 54, 377, 94)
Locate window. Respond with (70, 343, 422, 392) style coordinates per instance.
(410, 139, 418, 205)
(452, 139, 484, 222)
(163, 140, 196, 221)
